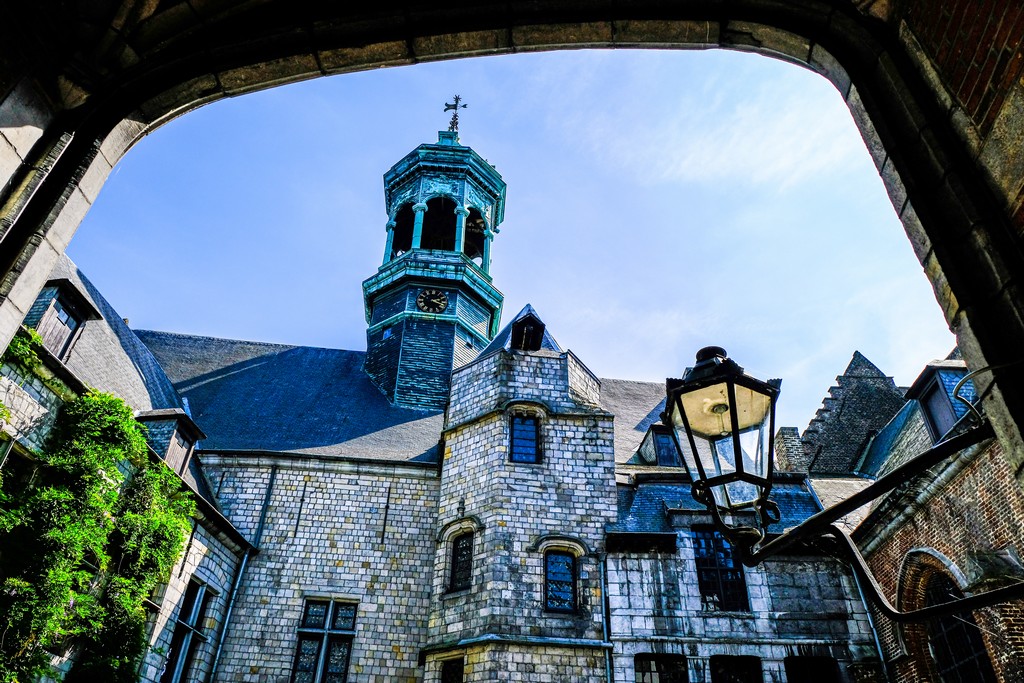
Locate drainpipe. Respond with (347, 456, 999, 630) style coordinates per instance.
(206, 464, 277, 683)
(806, 480, 890, 683)
(600, 553, 613, 682)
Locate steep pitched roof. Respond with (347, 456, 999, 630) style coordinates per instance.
(47, 256, 183, 412)
(599, 378, 666, 464)
(801, 351, 906, 475)
(477, 304, 562, 359)
(136, 331, 443, 462)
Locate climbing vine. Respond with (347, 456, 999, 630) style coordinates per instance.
(1, 328, 75, 400)
(0, 390, 194, 683)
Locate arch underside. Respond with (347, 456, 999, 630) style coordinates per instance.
(1, 1, 1023, 476)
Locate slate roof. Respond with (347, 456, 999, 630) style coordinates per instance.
(135, 331, 444, 462)
(610, 478, 821, 536)
(48, 257, 183, 413)
(477, 304, 563, 359)
(598, 378, 666, 464)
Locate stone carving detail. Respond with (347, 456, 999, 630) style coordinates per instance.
(422, 176, 460, 199)
(390, 183, 418, 213)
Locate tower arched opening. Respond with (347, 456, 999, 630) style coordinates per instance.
(391, 204, 415, 259)
(464, 209, 487, 265)
(421, 197, 457, 251)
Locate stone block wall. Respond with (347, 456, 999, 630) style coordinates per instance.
(432, 412, 616, 645)
(0, 361, 62, 451)
(425, 643, 607, 682)
(431, 348, 617, 654)
(140, 521, 244, 683)
(203, 455, 440, 683)
(606, 533, 880, 682)
(447, 349, 603, 427)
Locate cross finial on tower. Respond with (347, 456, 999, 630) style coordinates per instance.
(444, 95, 467, 132)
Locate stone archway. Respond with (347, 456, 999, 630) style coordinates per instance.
(1, 1, 1023, 475)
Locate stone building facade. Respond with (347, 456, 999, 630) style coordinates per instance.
(1, 131, 885, 682)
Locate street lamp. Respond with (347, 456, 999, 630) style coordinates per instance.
(665, 346, 1024, 622)
(665, 346, 780, 552)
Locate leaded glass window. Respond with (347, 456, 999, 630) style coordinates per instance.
(635, 654, 689, 682)
(692, 528, 749, 612)
(291, 599, 358, 683)
(924, 573, 997, 683)
(160, 579, 215, 683)
(510, 415, 540, 463)
(449, 531, 474, 592)
(544, 550, 576, 613)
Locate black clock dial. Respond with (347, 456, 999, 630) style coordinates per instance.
(416, 289, 449, 313)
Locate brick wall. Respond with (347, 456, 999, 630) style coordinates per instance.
(903, 1, 1024, 136)
(862, 440, 1024, 681)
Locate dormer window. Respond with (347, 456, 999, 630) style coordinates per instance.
(25, 279, 100, 362)
(636, 426, 684, 468)
(906, 361, 974, 443)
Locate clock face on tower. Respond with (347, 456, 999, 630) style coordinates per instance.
(416, 288, 449, 313)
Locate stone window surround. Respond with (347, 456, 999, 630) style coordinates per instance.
(290, 596, 360, 683)
(532, 535, 588, 615)
(438, 516, 485, 597)
(691, 526, 750, 613)
(438, 653, 466, 683)
(161, 577, 218, 683)
(505, 401, 547, 465)
(891, 547, 971, 662)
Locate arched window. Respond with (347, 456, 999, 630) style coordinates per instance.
(544, 550, 576, 613)
(464, 208, 486, 264)
(448, 531, 474, 592)
(390, 203, 415, 258)
(924, 572, 997, 683)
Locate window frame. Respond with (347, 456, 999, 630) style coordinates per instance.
(634, 654, 689, 682)
(691, 527, 749, 612)
(290, 599, 358, 683)
(440, 656, 465, 683)
(709, 655, 762, 683)
(35, 295, 84, 361)
(160, 578, 216, 683)
(448, 530, 474, 593)
(543, 549, 577, 614)
(509, 413, 541, 464)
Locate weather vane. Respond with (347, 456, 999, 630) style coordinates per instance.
(444, 95, 467, 132)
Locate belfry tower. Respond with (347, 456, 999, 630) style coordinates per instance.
(362, 127, 506, 409)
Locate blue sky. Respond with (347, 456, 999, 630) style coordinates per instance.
(67, 49, 956, 431)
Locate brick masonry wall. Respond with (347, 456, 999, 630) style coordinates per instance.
(863, 440, 1024, 682)
(203, 456, 440, 683)
(903, 1, 1024, 136)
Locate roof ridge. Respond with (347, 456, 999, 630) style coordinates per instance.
(136, 329, 363, 355)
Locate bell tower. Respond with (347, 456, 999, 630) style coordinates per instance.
(362, 126, 506, 410)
